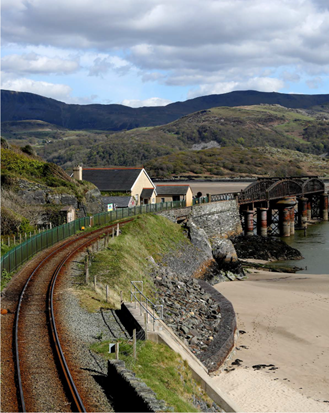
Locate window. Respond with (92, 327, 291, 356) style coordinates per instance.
(161, 198, 165, 203)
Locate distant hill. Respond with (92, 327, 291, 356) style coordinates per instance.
(24, 105, 326, 171)
(2, 89, 329, 131)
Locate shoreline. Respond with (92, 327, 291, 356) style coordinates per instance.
(213, 270, 329, 412)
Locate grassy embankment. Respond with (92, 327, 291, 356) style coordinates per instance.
(75, 214, 189, 310)
(82, 214, 214, 412)
(91, 339, 214, 412)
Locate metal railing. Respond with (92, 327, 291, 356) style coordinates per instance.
(130, 281, 163, 331)
(1, 200, 186, 274)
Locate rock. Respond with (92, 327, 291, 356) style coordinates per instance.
(212, 238, 238, 264)
(185, 220, 213, 258)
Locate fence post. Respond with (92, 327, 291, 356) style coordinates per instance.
(112, 227, 115, 238)
(8, 237, 10, 247)
(85, 255, 89, 284)
(94, 275, 97, 290)
(116, 223, 120, 236)
(20, 233, 22, 244)
(115, 342, 119, 360)
(106, 285, 109, 303)
(133, 329, 137, 359)
(13, 235, 16, 245)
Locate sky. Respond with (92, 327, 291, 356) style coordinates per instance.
(1, 0, 329, 107)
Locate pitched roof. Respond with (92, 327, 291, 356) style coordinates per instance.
(82, 168, 142, 191)
(156, 185, 191, 195)
(141, 188, 154, 198)
(102, 196, 132, 208)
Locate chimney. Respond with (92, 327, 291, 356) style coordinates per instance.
(73, 165, 82, 181)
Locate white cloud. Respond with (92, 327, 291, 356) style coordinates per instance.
(1, 53, 80, 75)
(121, 97, 172, 107)
(1, 0, 329, 101)
(2, 78, 73, 101)
(188, 77, 285, 99)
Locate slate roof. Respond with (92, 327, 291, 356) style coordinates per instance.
(156, 185, 190, 195)
(141, 188, 154, 198)
(102, 196, 132, 208)
(82, 168, 142, 191)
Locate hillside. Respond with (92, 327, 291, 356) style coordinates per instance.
(2, 89, 329, 131)
(144, 146, 329, 179)
(18, 104, 328, 171)
(0, 139, 103, 236)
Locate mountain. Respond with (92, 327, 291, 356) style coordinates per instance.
(2, 89, 329, 132)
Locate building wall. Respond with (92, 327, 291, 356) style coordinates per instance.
(131, 171, 156, 205)
(186, 187, 193, 207)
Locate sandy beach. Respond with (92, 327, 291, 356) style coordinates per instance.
(213, 271, 329, 412)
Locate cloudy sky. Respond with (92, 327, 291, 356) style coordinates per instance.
(1, 0, 329, 107)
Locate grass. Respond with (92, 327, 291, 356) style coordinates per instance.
(77, 214, 189, 310)
(91, 339, 214, 412)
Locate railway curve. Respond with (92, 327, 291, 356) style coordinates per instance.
(1, 221, 132, 412)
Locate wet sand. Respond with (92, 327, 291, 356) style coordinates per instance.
(213, 271, 329, 412)
(158, 181, 251, 194)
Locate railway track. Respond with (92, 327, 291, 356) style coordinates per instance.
(1, 220, 132, 412)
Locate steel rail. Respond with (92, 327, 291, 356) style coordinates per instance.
(14, 220, 132, 412)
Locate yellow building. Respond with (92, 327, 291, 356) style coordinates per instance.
(74, 166, 156, 206)
(155, 185, 193, 207)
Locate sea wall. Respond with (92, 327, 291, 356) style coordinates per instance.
(160, 200, 242, 240)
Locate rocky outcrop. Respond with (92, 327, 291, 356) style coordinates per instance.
(231, 235, 303, 261)
(185, 220, 213, 259)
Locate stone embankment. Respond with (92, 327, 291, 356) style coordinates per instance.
(152, 200, 243, 371)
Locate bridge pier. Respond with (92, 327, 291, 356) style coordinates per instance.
(290, 208, 295, 235)
(320, 193, 328, 221)
(244, 210, 254, 236)
(307, 198, 312, 221)
(298, 197, 308, 227)
(279, 208, 291, 237)
(257, 208, 268, 237)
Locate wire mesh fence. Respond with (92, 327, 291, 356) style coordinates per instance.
(1, 200, 186, 274)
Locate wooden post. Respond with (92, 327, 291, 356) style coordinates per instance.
(115, 342, 119, 360)
(106, 285, 109, 303)
(94, 275, 97, 290)
(116, 223, 120, 236)
(85, 256, 89, 284)
(20, 233, 22, 244)
(133, 329, 137, 359)
(8, 237, 10, 247)
(112, 227, 115, 238)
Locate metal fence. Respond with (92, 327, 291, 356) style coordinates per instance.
(1, 200, 186, 274)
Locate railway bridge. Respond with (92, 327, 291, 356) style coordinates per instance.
(236, 176, 328, 237)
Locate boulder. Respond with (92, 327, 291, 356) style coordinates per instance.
(185, 220, 212, 259)
(212, 238, 238, 264)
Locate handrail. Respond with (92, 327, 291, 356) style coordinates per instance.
(130, 281, 163, 331)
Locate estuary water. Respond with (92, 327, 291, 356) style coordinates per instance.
(277, 221, 329, 274)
